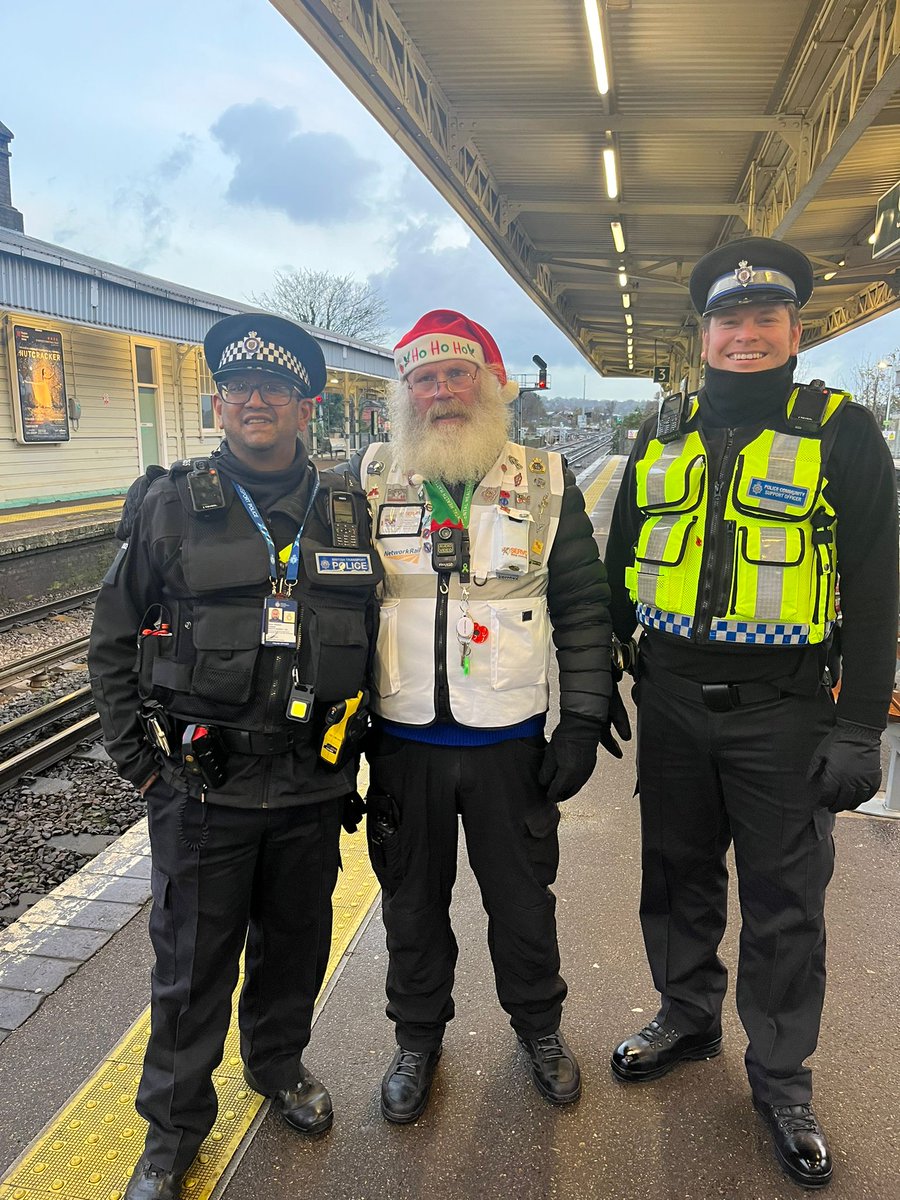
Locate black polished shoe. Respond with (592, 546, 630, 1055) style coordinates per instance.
(611, 1019, 722, 1082)
(753, 1098, 833, 1189)
(380, 1046, 442, 1124)
(244, 1063, 334, 1135)
(123, 1157, 184, 1200)
(517, 1031, 581, 1105)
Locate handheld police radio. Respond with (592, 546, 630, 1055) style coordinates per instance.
(320, 691, 368, 769)
(656, 392, 689, 443)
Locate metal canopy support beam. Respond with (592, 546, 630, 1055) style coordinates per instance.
(269, 0, 588, 361)
(746, 0, 900, 237)
(801, 277, 900, 343)
(454, 114, 807, 134)
(507, 199, 746, 218)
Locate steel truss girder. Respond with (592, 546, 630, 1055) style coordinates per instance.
(801, 277, 900, 345)
(744, 0, 900, 238)
(271, 0, 581, 349)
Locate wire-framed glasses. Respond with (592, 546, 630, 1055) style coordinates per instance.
(407, 366, 479, 398)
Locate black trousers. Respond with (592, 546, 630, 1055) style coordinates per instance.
(635, 669, 836, 1106)
(138, 781, 341, 1173)
(366, 734, 567, 1052)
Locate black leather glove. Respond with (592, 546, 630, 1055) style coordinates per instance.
(538, 712, 601, 803)
(806, 719, 883, 813)
(599, 677, 632, 759)
(341, 791, 366, 834)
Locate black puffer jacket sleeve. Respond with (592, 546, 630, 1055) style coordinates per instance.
(546, 462, 614, 725)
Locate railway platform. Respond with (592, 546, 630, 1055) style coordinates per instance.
(1, 456, 898, 1199)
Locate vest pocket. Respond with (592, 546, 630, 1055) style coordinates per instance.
(728, 525, 813, 621)
(632, 514, 698, 612)
(487, 599, 550, 691)
(191, 605, 261, 706)
(372, 601, 400, 698)
(301, 602, 369, 703)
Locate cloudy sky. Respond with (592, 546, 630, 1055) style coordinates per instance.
(4, 0, 899, 402)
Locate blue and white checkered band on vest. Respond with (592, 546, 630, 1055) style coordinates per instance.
(217, 331, 311, 391)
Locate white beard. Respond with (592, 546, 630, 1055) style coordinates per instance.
(388, 389, 511, 484)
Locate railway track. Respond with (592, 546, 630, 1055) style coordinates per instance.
(0, 589, 99, 636)
(0, 636, 90, 690)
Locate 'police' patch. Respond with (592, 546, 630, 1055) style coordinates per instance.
(748, 478, 809, 507)
(315, 552, 373, 575)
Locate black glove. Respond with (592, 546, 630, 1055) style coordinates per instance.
(341, 791, 366, 834)
(806, 719, 883, 813)
(599, 678, 632, 759)
(538, 712, 601, 803)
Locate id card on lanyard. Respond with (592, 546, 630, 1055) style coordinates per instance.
(233, 471, 320, 647)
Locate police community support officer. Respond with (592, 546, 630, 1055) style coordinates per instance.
(604, 238, 898, 1189)
(88, 314, 380, 1200)
(349, 309, 630, 1123)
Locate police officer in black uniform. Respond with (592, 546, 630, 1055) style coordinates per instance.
(88, 314, 379, 1200)
(604, 238, 898, 1189)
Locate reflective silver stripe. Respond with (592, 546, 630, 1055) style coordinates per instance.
(754, 527, 786, 618)
(705, 267, 796, 308)
(753, 432, 803, 514)
(645, 442, 688, 507)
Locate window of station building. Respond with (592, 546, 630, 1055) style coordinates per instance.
(198, 354, 217, 434)
(134, 344, 156, 386)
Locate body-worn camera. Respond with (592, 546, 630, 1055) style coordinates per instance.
(187, 459, 226, 512)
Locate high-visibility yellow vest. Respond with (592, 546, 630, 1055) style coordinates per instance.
(625, 387, 850, 646)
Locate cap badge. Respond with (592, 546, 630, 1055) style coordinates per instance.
(735, 260, 754, 288)
(243, 333, 261, 352)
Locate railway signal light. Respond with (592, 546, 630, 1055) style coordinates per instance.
(533, 354, 548, 389)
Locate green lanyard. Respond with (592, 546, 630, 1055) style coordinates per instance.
(424, 480, 475, 529)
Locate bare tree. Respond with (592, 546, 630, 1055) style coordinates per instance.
(250, 269, 390, 344)
(849, 352, 899, 426)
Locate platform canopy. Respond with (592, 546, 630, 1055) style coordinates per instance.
(271, 0, 900, 382)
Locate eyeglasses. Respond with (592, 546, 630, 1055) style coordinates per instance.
(219, 379, 298, 406)
(407, 366, 478, 398)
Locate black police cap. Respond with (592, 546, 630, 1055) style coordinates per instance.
(203, 313, 327, 397)
(689, 236, 814, 317)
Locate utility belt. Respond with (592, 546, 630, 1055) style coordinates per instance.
(641, 661, 784, 712)
(138, 692, 368, 791)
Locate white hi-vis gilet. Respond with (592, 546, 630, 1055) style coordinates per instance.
(360, 441, 565, 726)
(626, 387, 850, 646)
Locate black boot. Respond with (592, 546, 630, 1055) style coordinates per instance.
(123, 1157, 184, 1200)
(518, 1031, 581, 1104)
(753, 1098, 833, 1189)
(244, 1063, 334, 1135)
(611, 1019, 722, 1082)
(380, 1046, 442, 1123)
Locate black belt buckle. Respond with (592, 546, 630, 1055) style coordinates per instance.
(701, 683, 738, 712)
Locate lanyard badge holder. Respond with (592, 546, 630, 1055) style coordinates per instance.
(234, 475, 320, 722)
(424, 481, 487, 676)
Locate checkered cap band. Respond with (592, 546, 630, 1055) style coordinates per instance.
(636, 604, 693, 639)
(218, 332, 310, 391)
(707, 618, 829, 645)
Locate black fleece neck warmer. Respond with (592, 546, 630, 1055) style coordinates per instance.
(700, 357, 796, 429)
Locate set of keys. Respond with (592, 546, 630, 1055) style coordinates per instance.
(458, 604, 494, 681)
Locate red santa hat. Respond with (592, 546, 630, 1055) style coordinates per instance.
(393, 309, 520, 402)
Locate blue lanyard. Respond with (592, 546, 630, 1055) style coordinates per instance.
(234, 468, 320, 594)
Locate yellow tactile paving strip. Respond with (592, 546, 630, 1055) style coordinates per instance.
(0, 500, 124, 525)
(580, 456, 620, 514)
(0, 812, 380, 1200)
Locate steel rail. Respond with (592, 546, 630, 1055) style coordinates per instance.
(0, 637, 90, 690)
(0, 687, 94, 754)
(0, 713, 102, 795)
(0, 589, 99, 636)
